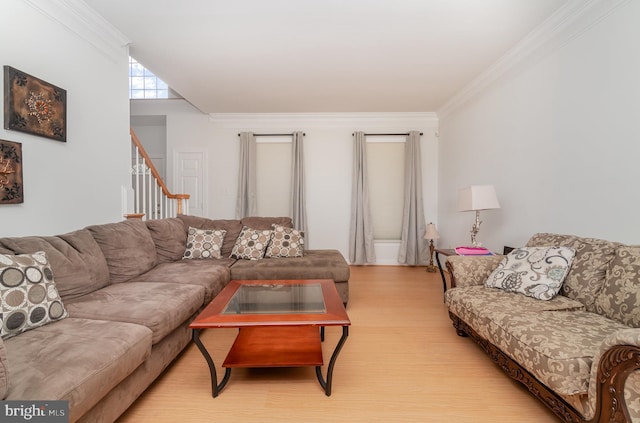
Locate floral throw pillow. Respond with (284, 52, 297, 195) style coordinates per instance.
(182, 227, 226, 259)
(265, 225, 305, 258)
(230, 227, 272, 260)
(485, 247, 575, 300)
(0, 251, 68, 339)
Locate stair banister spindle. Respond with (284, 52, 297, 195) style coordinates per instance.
(129, 129, 190, 220)
(135, 148, 140, 213)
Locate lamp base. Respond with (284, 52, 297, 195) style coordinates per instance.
(425, 265, 437, 273)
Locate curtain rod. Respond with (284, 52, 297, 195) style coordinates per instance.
(352, 132, 423, 136)
(237, 133, 305, 137)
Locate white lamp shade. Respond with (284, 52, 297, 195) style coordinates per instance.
(457, 185, 500, 212)
(424, 223, 440, 240)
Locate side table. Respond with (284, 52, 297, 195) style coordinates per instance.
(435, 248, 456, 300)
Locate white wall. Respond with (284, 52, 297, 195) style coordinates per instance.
(437, 0, 640, 252)
(131, 101, 439, 264)
(0, 0, 131, 236)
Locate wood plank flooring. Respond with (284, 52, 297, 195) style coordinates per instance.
(116, 265, 559, 423)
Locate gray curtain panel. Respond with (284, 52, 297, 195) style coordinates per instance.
(349, 131, 376, 264)
(290, 131, 308, 236)
(398, 130, 428, 265)
(235, 131, 257, 218)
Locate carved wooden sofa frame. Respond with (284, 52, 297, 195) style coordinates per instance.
(447, 261, 640, 423)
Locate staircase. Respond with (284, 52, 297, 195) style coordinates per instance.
(127, 128, 189, 220)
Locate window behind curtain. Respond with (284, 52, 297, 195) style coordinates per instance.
(367, 139, 405, 240)
(255, 139, 292, 217)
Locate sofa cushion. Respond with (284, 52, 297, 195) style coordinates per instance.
(0, 251, 68, 339)
(526, 233, 619, 311)
(240, 216, 293, 230)
(177, 215, 243, 258)
(146, 218, 187, 263)
(230, 249, 350, 282)
(87, 220, 158, 284)
(489, 310, 629, 395)
(265, 225, 304, 258)
(0, 338, 8, 399)
(595, 246, 640, 327)
(3, 317, 152, 422)
(64, 282, 204, 344)
(445, 286, 585, 340)
(130, 260, 231, 304)
(0, 229, 110, 300)
(230, 227, 272, 260)
(183, 227, 226, 259)
(485, 247, 575, 300)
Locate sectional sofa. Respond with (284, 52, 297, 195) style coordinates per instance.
(445, 233, 640, 423)
(0, 215, 349, 423)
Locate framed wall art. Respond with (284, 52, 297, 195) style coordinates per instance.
(0, 139, 23, 204)
(3, 65, 66, 142)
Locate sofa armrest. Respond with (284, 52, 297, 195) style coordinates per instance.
(445, 255, 503, 288)
(0, 337, 8, 399)
(586, 328, 640, 421)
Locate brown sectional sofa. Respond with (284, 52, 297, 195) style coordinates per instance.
(445, 233, 640, 423)
(0, 215, 349, 423)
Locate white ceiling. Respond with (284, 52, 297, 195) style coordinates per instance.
(84, 0, 568, 114)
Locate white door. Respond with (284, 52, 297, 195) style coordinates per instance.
(175, 151, 206, 216)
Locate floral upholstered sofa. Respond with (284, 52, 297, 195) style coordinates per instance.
(444, 233, 640, 423)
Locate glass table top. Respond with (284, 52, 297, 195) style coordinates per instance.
(222, 283, 326, 315)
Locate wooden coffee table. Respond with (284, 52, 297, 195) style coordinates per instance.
(190, 279, 351, 397)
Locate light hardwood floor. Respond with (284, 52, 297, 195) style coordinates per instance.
(116, 266, 559, 423)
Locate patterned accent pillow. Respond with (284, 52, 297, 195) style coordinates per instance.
(0, 251, 68, 339)
(526, 233, 618, 311)
(182, 227, 226, 260)
(265, 225, 305, 258)
(485, 247, 575, 300)
(230, 227, 272, 260)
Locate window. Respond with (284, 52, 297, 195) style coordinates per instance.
(129, 57, 169, 99)
(255, 138, 292, 217)
(367, 139, 405, 240)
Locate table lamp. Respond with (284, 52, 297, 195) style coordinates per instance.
(424, 222, 440, 272)
(457, 185, 500, 247)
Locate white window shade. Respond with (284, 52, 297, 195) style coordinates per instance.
(256, 141, 291, 217)
(367, 141, 405, 240)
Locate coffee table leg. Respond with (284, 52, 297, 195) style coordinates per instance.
(315, 326, 349, 396)
(192, 329, 232, 397)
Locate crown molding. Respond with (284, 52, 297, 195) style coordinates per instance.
(208, 112, 439, 129)
(437, 0, 630, 120)
(22, 0, 130, 62)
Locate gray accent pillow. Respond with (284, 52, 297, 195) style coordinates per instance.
(230, 227, 272, 260)
(265, 225, 304, 258)
(182, 227, 226, 259)
(0, 251, 68, 339)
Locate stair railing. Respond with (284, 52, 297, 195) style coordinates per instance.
(128, 128, 189, 220)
